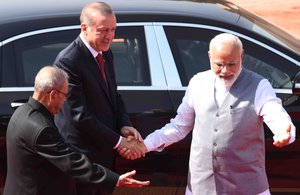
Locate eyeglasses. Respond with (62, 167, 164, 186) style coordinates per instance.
(48, 89, 68, 98)
(55, 89, 68, 98)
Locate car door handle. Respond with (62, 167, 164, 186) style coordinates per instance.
(141, 109, 173, 116)
(283, 95, 299, 106)
(11, 101, 26, 109)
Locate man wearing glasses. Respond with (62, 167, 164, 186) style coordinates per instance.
(4, 66, 149, 195)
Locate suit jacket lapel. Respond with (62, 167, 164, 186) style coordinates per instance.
(76, 37, 113, 106)
(102, 53, 117, 112)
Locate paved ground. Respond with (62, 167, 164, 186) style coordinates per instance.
(228, 0, 300, 40)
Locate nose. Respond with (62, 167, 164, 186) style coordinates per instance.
(220, 65, 229, 74)
(106, 30, 115, 39)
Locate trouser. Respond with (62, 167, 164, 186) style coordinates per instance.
(76, 182, 110, 195)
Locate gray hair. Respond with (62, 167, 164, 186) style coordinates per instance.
(34, 66, 69, 93)
(209, 33, 243, 52)
(80, 1, 114, 26)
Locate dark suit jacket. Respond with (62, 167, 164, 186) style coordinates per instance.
(53, 36, 132, 169)
(4, 97, 119, 195)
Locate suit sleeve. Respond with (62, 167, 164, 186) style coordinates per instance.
(35, 127, 119, 193)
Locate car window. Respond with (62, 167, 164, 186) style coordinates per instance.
(164, 26, 294, 88)
(3, 30, 79, 87)
(112, 26, 150, 86)
(242, 55, 291, 88)
(164, 27, 214, 85)
(2, 26, 150, 87)
(174, 39, 210, 83)
(241, 42, 294, 89)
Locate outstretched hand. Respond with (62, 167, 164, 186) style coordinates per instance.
(273, 124, 291, 147)
(118, 170, 150, 187)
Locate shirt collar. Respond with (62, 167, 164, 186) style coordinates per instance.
(28, 96, 53, 120)
(79, 34, 102, 58)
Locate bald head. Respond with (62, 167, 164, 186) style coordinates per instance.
(33, 66, 69, 115)
(209, 33, 243, 55)
(34, 66, 68, 94)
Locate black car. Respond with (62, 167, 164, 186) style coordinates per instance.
(0, 0, 300, 193)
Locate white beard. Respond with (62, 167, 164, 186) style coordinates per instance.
(216, 76, 236, 88)
(215, 67, 242, 88)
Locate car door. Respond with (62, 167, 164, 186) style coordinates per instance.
(0, 23, 180, 188)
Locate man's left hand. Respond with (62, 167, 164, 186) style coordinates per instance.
(121, 126, 143, 142)
(273, 124, 291, 147)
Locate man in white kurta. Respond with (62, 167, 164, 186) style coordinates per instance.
(143, 33, 296, 195)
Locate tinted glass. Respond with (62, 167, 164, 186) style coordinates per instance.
(165, 26, 214, 85)
(165, 26, 295, 88)
(3, 30, 79, 87)
(2, 26, 150, 87)
(113, 26, 150, 86)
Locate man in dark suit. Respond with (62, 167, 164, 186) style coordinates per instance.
(4, 66, 149, 195)
(53, 2, 146, 195)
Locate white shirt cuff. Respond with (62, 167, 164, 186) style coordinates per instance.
(113, 136, 122, 149)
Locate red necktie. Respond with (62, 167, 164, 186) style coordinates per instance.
(96, 54, 106, 81)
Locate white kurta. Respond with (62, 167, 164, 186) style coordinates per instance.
(144, 69, 295, 195)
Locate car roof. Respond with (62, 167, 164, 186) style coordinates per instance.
(0, 0, 239, 24)
(1, 0, 299, 55)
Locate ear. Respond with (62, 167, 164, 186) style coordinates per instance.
(241, 49, 244, 60)
(49, 90, 57, 102)
(81, 23, 88, 35)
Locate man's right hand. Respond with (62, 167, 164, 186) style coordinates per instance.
(117, 170, 150, 187)
(118, 136, 147, 160)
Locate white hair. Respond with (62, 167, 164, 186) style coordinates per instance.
(209, 33, 243, 52)
(34, 66, 69, 93)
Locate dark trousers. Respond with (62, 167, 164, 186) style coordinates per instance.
(76, 182, 110, 195)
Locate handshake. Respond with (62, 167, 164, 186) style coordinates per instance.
(117, 126, 148, 160)
(114, 126, 150, 188)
